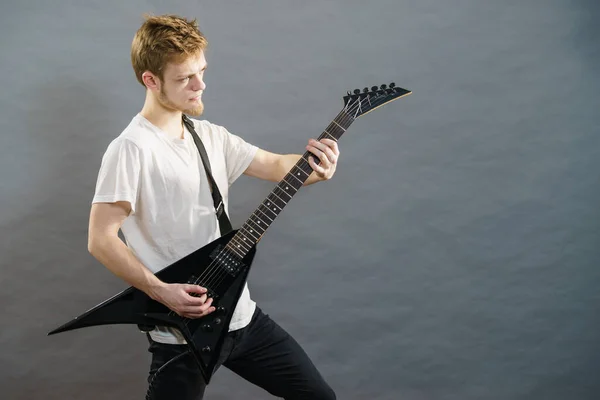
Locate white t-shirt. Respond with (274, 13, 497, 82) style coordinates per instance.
(92, 113, 258, 344)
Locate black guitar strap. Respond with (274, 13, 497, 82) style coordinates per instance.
(182, 114, 233, 235)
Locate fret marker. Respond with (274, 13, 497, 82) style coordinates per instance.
(273, 207, 276, 211)
(286, 186, 289, 190)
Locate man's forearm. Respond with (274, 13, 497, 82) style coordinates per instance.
(88, 236, 165, 299)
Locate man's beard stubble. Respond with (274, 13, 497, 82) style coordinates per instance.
(159, 86, 204, 116)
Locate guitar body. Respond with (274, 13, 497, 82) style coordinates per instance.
(49, 229, 256, 383)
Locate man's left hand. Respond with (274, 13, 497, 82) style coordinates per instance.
(306, 138, 339, 180)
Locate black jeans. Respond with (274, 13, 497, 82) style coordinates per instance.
(146, 307, 336, 400)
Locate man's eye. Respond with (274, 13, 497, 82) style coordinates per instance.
(180, 77, 190, 82)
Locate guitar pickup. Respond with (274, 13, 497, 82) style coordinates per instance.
(209, 245, 245, 277)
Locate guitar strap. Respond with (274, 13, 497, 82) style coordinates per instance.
(182, 114, 233, 236)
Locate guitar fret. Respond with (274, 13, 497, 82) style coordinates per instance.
(234, 230, 252, 247)
(283, 176, 303, 191)
(271, 189, 290, 204)
(277, 181, 297, 196)
(255, 208, 274, 223)
(267, 192, 287, 209)
(225, 243, 245, 258)
(250, 213, 268, 229)
(259, 203, 279, 220)
(236, 230, 254, 244)
(287, 172, 304, 185)
(250, 213, 268, 228)
(230, 235, 251, 253)
(233, 240, 251, 254)
(274, 186, 293, 202)
(292, 165, 309, 178)
(240, 225, 260, 241)
(241, 224, 261, 240)
(323, 130, 338, 141)
(336, 112, 353, 129)
(277, 191, 293, 203)
(247, 215, 266, 234)
(332, 121, 346, 131)
(327, 125, 343, 137)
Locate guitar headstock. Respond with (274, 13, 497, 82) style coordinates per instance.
(343, 83, 411, 118)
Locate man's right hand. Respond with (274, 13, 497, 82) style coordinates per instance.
(151, 283, 216, 319)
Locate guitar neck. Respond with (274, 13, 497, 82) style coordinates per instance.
(225, 109, 355, 259)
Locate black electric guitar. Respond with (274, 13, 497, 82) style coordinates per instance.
(48, 83, 411, 383)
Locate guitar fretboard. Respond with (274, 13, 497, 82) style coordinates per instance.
(225, 109, 355, 259)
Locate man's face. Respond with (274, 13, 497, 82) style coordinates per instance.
(156, 51, 207, 116)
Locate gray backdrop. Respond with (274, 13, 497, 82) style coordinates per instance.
(1, 1, 599, 399)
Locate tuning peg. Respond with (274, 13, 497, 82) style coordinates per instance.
(353, 89, 361, 95)
(371, 86, 378, 92)
(347, 91, 352, 96)
(389, 82, 396, 88)
(380, 84, 387, 90)
(363, 87, 369, 93)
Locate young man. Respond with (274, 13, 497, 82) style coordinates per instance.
(87, 14, 338, 400)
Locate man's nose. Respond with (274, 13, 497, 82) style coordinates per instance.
(191, 74, 206, 91)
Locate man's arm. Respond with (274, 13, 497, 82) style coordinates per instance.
(244, 138, 339, 184)
(88, 201, 214, 319)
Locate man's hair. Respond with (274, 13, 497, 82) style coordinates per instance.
(131, 14, 208, 87)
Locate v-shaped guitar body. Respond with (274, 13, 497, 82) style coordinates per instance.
(48, 230, 256, 383)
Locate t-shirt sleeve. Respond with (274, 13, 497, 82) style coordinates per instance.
(217, 125, 258, 186)
(92, 138, 141, 214)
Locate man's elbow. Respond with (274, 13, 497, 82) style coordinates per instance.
(87, 234, 111, 257)
(87, 236, 100, 256)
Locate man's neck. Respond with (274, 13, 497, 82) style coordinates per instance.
(140, 96, 184, 140)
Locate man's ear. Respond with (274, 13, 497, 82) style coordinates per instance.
(141, 71, 160, 91)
